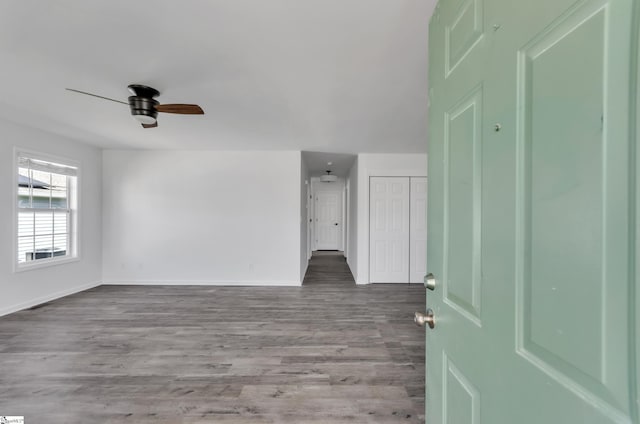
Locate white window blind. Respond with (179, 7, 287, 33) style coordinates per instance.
(16, 154, 78, 266)
(17, 157, 78, 176)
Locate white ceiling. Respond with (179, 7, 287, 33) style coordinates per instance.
(302, 151, 356, 178)
(0, 1, 436, 154)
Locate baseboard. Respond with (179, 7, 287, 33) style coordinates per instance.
(0, 280, 102, 317)
(102, 280, 302, 287)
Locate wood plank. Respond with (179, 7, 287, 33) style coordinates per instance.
(0, 252, 425, 423)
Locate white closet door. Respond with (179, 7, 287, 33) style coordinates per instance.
(409, 177, 427, 283)
(369, 177, 410, 283)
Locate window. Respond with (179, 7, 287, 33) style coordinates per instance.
(16, 152, 78, 269)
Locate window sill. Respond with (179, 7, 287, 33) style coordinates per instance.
(13, 255, 80, 273)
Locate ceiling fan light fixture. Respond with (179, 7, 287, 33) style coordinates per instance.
(132, 114, 157, 125)
(320, 170, 337, 183)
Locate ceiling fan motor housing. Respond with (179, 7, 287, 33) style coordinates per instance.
(128, 96, 159, 122)
(127, 84, 160, 124)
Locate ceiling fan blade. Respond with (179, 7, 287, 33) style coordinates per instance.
(142, 122, 158, 129)
(65, 88, 128, 105)
(156, 104, 204, 114)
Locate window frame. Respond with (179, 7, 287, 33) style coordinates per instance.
(13, 148, 80, 272)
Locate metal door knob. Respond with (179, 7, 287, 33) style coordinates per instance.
(415, 309, 435, 329)
(424, 273, 436, 291)
(334, 223, 339, 226)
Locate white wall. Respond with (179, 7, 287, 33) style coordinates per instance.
(300, 155, 309, 281)
(102, 150, 302, 286)
(0, 119, 103, 316)
(355, 153, 427, 284)
(346, 158, 359, 280)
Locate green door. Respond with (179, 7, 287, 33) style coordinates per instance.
(425, 0, 639, 422)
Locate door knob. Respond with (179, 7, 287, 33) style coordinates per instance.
(415, 309, 435, 329)
(424, 273, 436, 291)
(334, 223, 339, 226)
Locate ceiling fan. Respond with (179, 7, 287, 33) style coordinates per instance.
(66, 84, 204, 128)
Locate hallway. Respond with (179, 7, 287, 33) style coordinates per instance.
(302, 251, 355, 286)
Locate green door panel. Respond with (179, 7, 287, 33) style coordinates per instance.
(426, 0, 639, 422)
(445, 85, 483, 324)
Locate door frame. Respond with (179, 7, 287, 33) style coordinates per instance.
(311, 178, 345, 252)
(306, 180, 312, 261)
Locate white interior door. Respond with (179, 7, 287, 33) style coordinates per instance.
(307, 183, 312, 259)
(409, 177, 427, 283)
(370, 177, 410, 283)
(315, 190, 341, 250)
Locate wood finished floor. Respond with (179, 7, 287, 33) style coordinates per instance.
(0, 253, 426, 423)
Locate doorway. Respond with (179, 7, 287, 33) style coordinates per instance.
(313, 182, 344, 251)
(315, 190, 342, 250)
(301, 151, 357, 283)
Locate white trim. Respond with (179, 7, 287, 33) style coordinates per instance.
(306, 180, 312, 261)
(0, 280, 101, 317)
(14, 256, 80, 273)
(12, 148, 18, 273)
(343, 184, 349, 259)
(102, 280, 302, 287)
